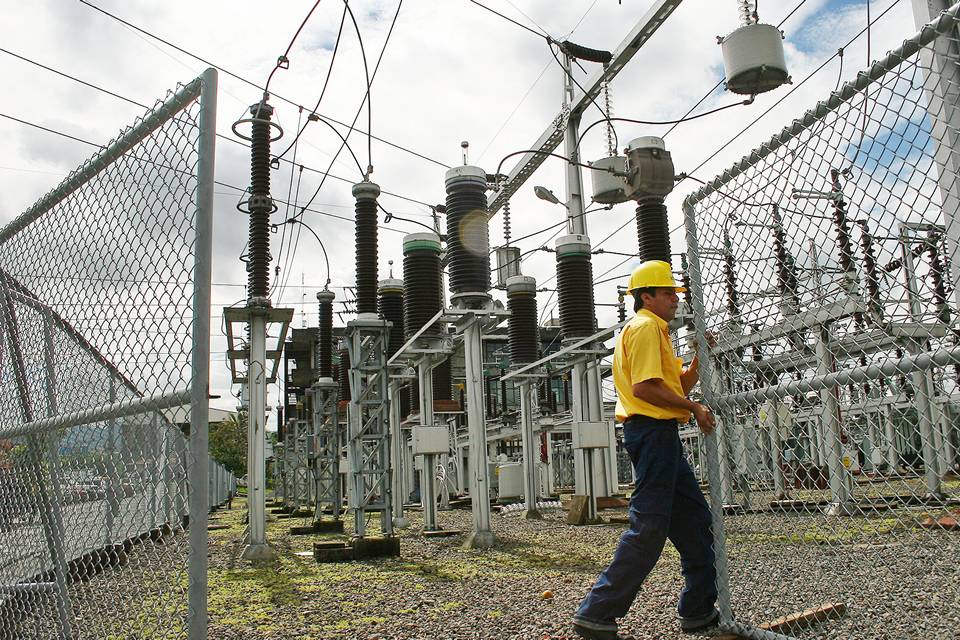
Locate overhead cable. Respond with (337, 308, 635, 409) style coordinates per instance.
(76, 0, 449, 169)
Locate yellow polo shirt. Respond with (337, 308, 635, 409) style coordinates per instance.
(613, 309, 690, 423)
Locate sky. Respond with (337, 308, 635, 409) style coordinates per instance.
(0, 0, 936, 415)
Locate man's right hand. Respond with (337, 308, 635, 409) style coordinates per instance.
(691, 403, 716, 435)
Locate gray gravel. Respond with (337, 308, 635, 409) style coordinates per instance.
(8, 494, 955, 639)
(200, 497, 960, 640)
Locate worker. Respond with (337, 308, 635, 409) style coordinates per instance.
(572, 260, 719, 640)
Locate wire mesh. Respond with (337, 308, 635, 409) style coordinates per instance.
(0, 74, 223, 639)
(683, 8, 960, 638)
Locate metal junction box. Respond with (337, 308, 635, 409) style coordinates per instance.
(412, 425, 449, 455)
(572, 421, 611, 449)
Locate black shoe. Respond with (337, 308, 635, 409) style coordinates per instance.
(679, 608, 720, 634)
(571, 618, 622, 640)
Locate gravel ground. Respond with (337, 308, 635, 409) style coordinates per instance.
(204, 496, 960, 640)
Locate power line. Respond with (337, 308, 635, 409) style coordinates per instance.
(76, 0, 450, 169)
(0, 45, 430, 210)
(0, 109, 417, 236)
(275, 4, 349, 162)
(274, 0, 404, 298)
(263, 0, 324, 95)
(290, 0, 404, 223)
(465, 0, 549, 41)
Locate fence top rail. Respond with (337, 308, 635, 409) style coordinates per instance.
(0, 76, 203, 247)
(682, 2, 960, 208)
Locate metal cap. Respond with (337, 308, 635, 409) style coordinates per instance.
(403, 232, 442, 253)
(555, 234, 592, 256)
(249, 102, 274, 117)
(506, 274, 537, 295)
(444, 165, 488, 189)
(352, 180, 381, 200)
(378, 278, 404, 293)
(626, 136, 666, 153)
(316, 289, 335, 303)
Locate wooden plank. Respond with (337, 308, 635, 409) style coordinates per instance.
(714, 602, 847, 639)
(566, 495, 589, 525)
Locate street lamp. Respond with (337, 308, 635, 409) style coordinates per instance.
(534, 186, 563, 206)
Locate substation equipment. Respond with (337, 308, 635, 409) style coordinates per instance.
(267, 0, 804, 554)
(224, 96, 293, 562)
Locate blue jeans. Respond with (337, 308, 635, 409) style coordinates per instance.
(575, 416, 717, 626)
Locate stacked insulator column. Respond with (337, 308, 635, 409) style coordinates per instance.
(378, 277, 409, 418)
(247, 101, 275, 300)
(507, 275, 539, 365)
(723, 248, 740, 320)
(679, 254, 694, 330)
(403, 233, 444, 338)
(338, 348, 351, 402)
(378, 278, 405, 357)
(403, 232, 444, 411)
(354, 181, 381, 315)
(433, 359, 452, 402)
(634, 195, 671, 263)
(555, 235, 597, 339)
(771, 206, 800, 310)
(316, 290, 335, 378)
(444, 166, 491, 301)
(927, 231, 949, 323)
(829, 169, 857, 279)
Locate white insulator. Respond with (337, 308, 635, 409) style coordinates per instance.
(738, 0, 755, 26)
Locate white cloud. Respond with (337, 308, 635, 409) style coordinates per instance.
(0, 0, 940, 410)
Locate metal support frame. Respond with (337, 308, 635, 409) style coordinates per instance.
(388, 380, 408, 528)
(458, 311, 497, 548)
(517, 379, 542, 518)
(241, 304, 275, 561)
(312, 379, 342, 523)
(418, 355, 440, 531)
(224, 302, 291, 562)
(346, 316, 394, 538)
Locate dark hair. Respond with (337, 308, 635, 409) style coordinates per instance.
(632, 287, 656, 312)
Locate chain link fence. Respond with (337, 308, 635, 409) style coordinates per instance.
(0, 69, 217, 639)
(683, 7, 960, 639)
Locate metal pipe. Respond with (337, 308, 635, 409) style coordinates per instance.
(563, 53, 588, 235)
(242, 307, 273, 559)
(389, 381, 409, 528)
(683, 200, 735, 625)
(518, 380, 541, 517)
(462, 316, 494, 547)
(815, 325, 854, 514)
(420, 357, 438, 531)
(906, 339, 944, 495)
(0, 285, 73, 638)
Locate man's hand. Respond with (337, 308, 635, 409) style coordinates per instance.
(691, 403, 716, 435)
(689, 330, 718, 353)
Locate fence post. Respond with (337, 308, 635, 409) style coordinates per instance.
(187, 66, 217, 640)
(682, 200, 735, 625)
(2, 284, 73, 637)
(912, 0, 960, 311)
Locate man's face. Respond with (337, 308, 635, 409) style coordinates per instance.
(641, 287, 679, 322)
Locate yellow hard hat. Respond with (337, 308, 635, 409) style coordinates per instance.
(626, 260, 686, 293)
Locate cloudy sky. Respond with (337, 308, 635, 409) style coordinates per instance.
(0, 0, 935, 414)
